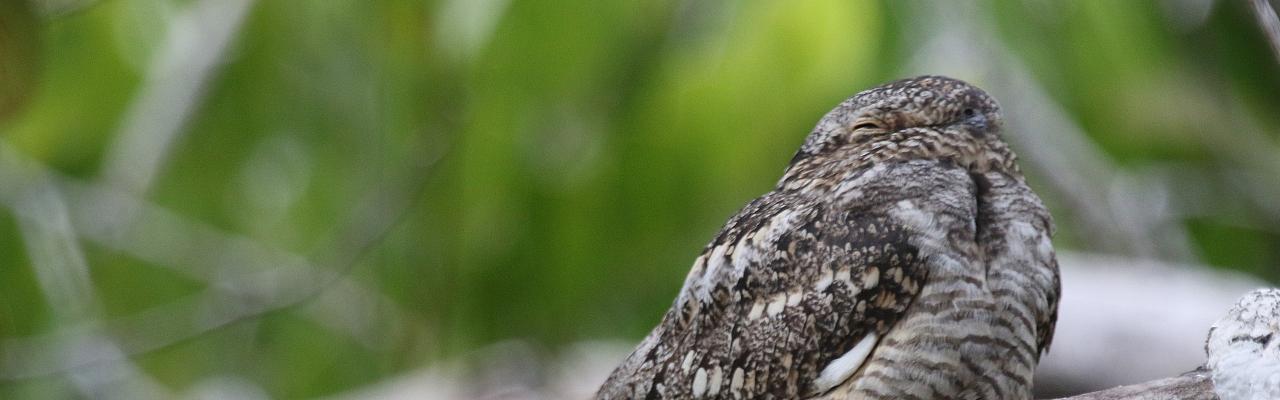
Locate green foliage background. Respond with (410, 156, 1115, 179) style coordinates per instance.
(0, 0, 1277, 398)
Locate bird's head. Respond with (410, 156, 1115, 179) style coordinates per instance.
(783, 76, 1018, 187)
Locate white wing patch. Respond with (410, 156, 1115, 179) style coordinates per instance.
(811, 333, 879, 394)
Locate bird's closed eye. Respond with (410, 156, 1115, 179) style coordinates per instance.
(852, 120, 884, 131)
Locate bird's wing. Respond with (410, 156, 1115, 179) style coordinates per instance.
(597, 161, 979, 399)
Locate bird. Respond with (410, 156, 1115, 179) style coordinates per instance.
(595, 76, 1061, 400)
(1206, 288, 1280, 400)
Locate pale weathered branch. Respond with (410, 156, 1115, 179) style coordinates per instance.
(1056, 288, 1280, 400)
(1036, 254, 1265, 391)
(1052, 370, 1216, 400)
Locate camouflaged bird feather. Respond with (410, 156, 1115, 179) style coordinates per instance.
(596, 76, 1061, 400)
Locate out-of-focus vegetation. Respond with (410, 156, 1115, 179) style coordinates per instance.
(0, 0, 1277, 398)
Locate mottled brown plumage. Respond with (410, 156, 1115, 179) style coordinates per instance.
(597, 76, 1060, 400)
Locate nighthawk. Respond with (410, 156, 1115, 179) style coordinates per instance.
(596, 76, 1061, 400)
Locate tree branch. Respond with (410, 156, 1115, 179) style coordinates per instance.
(1054, 287, 1280, 400)
(1052, 370, 1216, 400)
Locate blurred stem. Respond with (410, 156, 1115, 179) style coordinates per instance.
(0, 137, 443, 381)
(99, 0, 255, 195)
(1250, 0, 1280, 66)
(31, 0, 101, 19)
